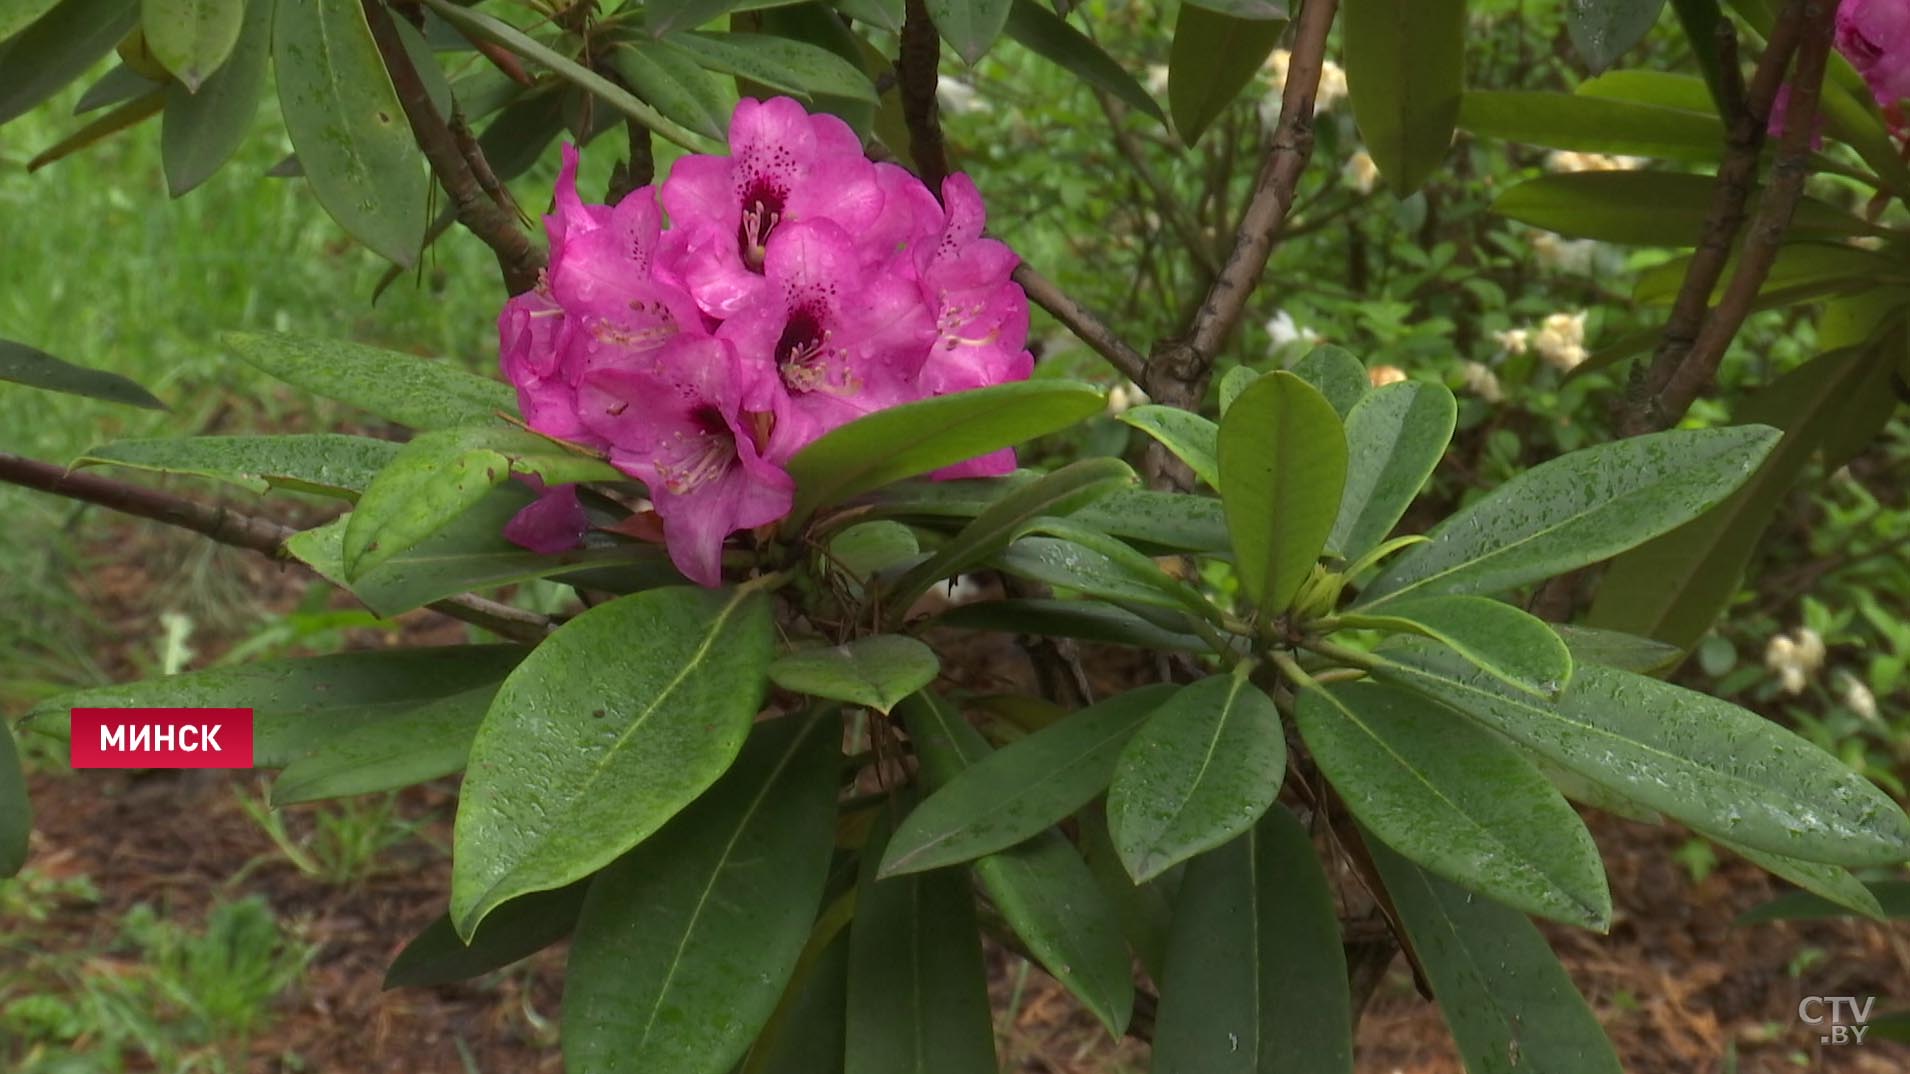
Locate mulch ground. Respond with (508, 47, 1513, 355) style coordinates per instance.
(4, 516, 1908, 1073)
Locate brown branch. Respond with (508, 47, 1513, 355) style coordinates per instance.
(1649, 1, 1838, 428)
(1012, 263, 1150, 383)
(365, 0, 546, 296)
(897, 0, 950, 192)
(1620, 0, 1811, 436)
(0, 452, 555, 644)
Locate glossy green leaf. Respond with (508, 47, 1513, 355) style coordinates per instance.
(1, 719, 27, 877)
(926, 0, 1011, 65)
(1218, 371, 1348, 613)
(1460, 88, 1721, 161)
(1168, 4, 1282, 145)
(385, 882, 588, 989)
(1567, 0, 1667, 71)
(1151, 806, 1351, 1074)
(934, 598, 1210, 653)
(834, 0, 901, 31)
(1494, 172, 1870, 246)
(161, 0, 270, 195)
(1735, 880, 1910, 925)
(1361, 425, 1781, 607)
(998, 519, 1219, 624)
(901, 692, 1134, 1035)
(74, 62, 159, 113)
(882, 684, 1179, 875)
(1632, 243, 1896, 308)
(1591, 349, 1897, 651)
(1076, 807, 1172, 980)
(451, 586, 773, 937)
(1551, 624, 1682, 675)
(1329, 380, 1455, 561)
(271, 685, 495, 805)
(1108, 669, 1285, 883)
(845, 808, 997, 1074)
(1289, 345, 1369, 418)
(1008, 0, 1162, 123)
(23, 647, 522, 764)
(744, 929, 850, 1074)
(1343, 0, 1464, 195)
(1341, 595, 1572, 699)
(225, 332, 517, 430)
(788, 381, 1104, 517)
(1375, 651, 1910, 866)
(274, 0, 427, 266)
(74, 433, 397, 499)
(143, 0, 243, 89)
(669, 29, 877, 103)
(1118, 406, 1219, 489)
(343, 425, 617, 579)
(1295, 681, 1609, 928)
(0, 0, 138, 126)
(768, 635, 939, 714)
(1, 337, 165, 410)
(825, 520, 919, 579)
(0, 0, 62, 40)
(1717, 838, 1886, 922)
(644, 0, 754, 36)
(1575, 67, 1715, 112)
(564, 712, 841, 1074)
(889, 456, 1135, 606)
(25, 88, 163, 172)
(1367, 838, 1622, 1074)
(612, 38, 734, 142)
(1218, 365, 1258, 413)
(869, 476, 1232, 554)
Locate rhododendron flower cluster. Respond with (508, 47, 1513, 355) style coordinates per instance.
(496, 98, 1033, 586)
(1837, 0, 1910, 114)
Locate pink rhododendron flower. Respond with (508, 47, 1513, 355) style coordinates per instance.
(498, 98, 1034, 586)
(504, 478, 591, 555)
(1838, 0, 1910, 111)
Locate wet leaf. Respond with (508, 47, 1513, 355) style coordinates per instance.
(271, 684, 496, 805)
(1168, 3, 1281, 144)
(0, 0, 138, 126)
(1118, 406, 1219, 489)
(926, 0, 1011, 65)
(1218, 371, 1348, 613)
(1, 337, 166, 410)
(74, 433, 397, 499)
(1566, 0, 1668, 71)
(768, 635, 939, 714)
(1008, 0, 1162, 123)
(1343, 0, 1464, 194)
(143, 0, 244, 90)
(385, 881, 588, 989)
(1341, 595, 1572, 698)
(223, 333, 516, 432)
(161, 0, 270, 194)
(1330, 380, 1456, 561)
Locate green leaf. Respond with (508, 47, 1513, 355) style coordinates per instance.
(1551, 624, 1682, 675)
(270, 685, 495, 805)
(1118, 406, 1219, 489)
(1218, 370, 1348, 613)
(1367, 838, 1622, 1074)
(1168, 4, 1282, 145)
(611, 38, 734, 142)
(882, 684, 1178, 875)
(1341, 596, 1572, 699)
(1, 719, 28, 877)
(1717, 838, 1886, 922)
(1460, 88, 1722, 161)
(901, 692, 1134, 1036)
(1295, 681, 1610, 928)
(142, 0, 243, 90)
(343, 425, 617, 579)
(787, 381, 1104, 517)
(1290, 344, 1369, 418)
(450, 586, 773, 937)
(1735, 880, 1910, 925)
(1375, 651, 1910, 867)
(1184, 0, 1287, 15)
(1007, 0, 1162, 123)
(74, 433, 397, 499)
(998, 518, 1220, 625)
(743, 928, 850, 1074)
(0, 0, 62, 40)
(74, 62, 159, 113)
(1217, 365, 1258, 413)
(1343, 0, 1464, 195)
(926, 0, 1011, 65)
(1150, 806, 1351, 1074)
(1076, 807, 1172, 980)
(225, 332, 517, 430)
(644, 0, 754, 36)
(1329, 380, 1455, 562)
(668, 29, 877, 103)
(1107, 668, 1285, 883)
(1567, 0, 1668, 71)
(1361, 425, 1781, 607)
(1631, 242, 1894, 307)
(564, 712, 841, 1074)
(1575, 67, 1716, 112)
(889, 456, 1135, 606)
(826, 520, 919, 579)
(1, 337, 165, 410)
(768, 635, 939, 714)
(1591, 349, 1898, 651)
(1494, 172, 1871, 246)
(384, 882, 587, 989)
(845, 808, 997, 1074)
(934, 598, 1210, 652)
(22, 647, 523, 765)
(274, 0, 427, 266)
(870, 476, 1232, 554)
(161, 0, 270, 195)
(834, 0, 901, 31)
(0, 0, 138, 126)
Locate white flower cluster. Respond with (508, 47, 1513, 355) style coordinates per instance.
(1343, 150, 1379, 194)
(1495, 311, 1589, 372)
(1529, 232, 1602, 275)
(1545, 150, 1646, 174)
(1765, 627, 1827, 695)
(1460, 361, 1503, 403)
(1260, 50, 1349, 128)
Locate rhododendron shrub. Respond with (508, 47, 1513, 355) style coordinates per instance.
(498, 99, 1032, 584)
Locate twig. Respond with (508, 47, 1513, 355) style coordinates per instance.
(364, 0, 547, 296)
(897, 0, 950, 192)
(1095, 90, 1221, 279)
(1011, 263, 1150, 383)
(0, 452, 555, 644)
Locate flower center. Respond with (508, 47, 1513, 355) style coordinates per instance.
(660, 406, 738, 495)
(737, 179, 787, 273)
(777, 306, 842, 395)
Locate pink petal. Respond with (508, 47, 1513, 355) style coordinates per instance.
(504, 483, 590, 555)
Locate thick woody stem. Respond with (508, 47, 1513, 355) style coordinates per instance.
(0, 452, 555, 644)
(897, 0, 951, 193)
